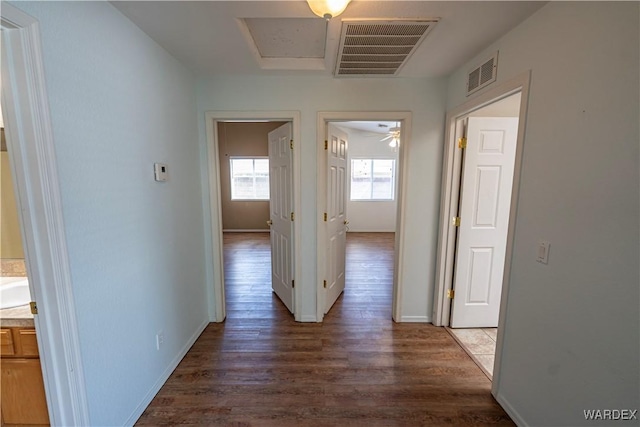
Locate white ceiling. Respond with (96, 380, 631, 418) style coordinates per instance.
(112, 1, 545, 78)
(337, 121, 398, 134)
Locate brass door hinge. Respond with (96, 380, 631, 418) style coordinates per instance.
(323, 280, 327, 289)
(292, 280, 295, 288)
(452, 216, 461, 227)
(447, 289, 455, 299)
(30, 301, 38, 315)
(291, 212, 294, 221)
(324, 140, 328, 150)
(458, 137, 467, 149)
(290, 139, 293, 149)
(323, 213, 327, 222)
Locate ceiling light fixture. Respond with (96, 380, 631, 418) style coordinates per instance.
(381, 122, 401, 149)
(307, 0, 351, 20)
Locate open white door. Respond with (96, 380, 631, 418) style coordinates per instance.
(268, 123, 294, 313)
(324, 124, 348, 314)
(451, 117, 519, 328)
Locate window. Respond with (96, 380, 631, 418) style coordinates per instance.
(230, 157, 269, 200)
(350, 158, 395, 201)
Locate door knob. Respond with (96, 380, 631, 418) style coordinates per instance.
(266, 220, 273, 226)
(343, 220, 349, 225)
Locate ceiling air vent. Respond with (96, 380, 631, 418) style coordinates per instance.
(335, 19, 438, 77)
(467, 52, 498, 96)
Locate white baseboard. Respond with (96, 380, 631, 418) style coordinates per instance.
(495, 392, 527, 426)
(222, 229, 268, 233)
(398, 315, 432, 323)
(299, 315, 319, 322)
(347, 229, 395, 233)
(124, 319, 209, 426)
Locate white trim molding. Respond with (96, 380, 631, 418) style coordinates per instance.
(1, 4, 90, 425)
(316, 112, 412, 323)
(398, 315, 431, 323)
(204, 111, 302, 322)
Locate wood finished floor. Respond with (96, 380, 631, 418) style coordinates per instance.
(136, 232, 513, 426)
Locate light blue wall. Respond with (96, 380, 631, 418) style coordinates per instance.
(196, 76, 448, 321)
(447, 2, 639, 425)
(11, 2, 209, 425)
(12, 2, 635, 426)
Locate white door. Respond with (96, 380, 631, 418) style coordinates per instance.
(451, 117, 519, 328)
(324, 124, 348, 314)
(268, 123, 294, 313)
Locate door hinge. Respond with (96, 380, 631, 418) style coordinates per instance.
(291, 212, 294, 221)
(291, 279, 295, 288)
(323, 212, 327, 222)
(458, 137, 467, 149)
(324, 140, 328, 150)
(452, 216, 461, 227)
(30, 301, 38, 315)
(290, 139, 293, 149)
(447, 289, 455, 299)
(323, 280, 327, 289)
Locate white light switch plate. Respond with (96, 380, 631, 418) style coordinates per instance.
(537, 241, 550, 264)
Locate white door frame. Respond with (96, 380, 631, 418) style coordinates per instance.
(1, 4, 90, 425)
(316, 111, 412, 322)
(205, 111, 302, 321)
(432, 72, 531, 391)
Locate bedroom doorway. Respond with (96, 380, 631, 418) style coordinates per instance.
(205, 111, 302, 322)
(316, 112, 411, 322)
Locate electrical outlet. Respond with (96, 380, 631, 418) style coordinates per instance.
(154, 163, 168, 182)
(156, 331, 164, 350)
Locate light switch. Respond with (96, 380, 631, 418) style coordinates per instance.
(154, 163, 168, 182)
(537, 241, 550, 264)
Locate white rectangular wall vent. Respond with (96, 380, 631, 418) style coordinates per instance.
(467, 52, 498, 96)
(335, 19, 439, 77)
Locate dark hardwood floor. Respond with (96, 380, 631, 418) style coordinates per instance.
(136, 232, 513, 426)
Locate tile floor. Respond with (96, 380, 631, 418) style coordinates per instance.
(447, 328, 498, 379)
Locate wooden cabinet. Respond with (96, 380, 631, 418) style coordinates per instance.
(0, 327, 49, 426)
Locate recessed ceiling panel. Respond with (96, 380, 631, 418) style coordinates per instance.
(244, 18, 327, 59)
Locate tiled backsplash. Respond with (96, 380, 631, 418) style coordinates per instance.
(0, 259, 27, 277)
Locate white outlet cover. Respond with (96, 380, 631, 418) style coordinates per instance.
(154, 163, 168, 182)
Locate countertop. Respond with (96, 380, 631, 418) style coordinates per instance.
(0, 304, 35, 327)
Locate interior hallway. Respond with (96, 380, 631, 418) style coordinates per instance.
(135, 232, 513, 426)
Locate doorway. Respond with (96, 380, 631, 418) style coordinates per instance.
(1, 5, 90, 423)
(445, 93, 521, 378)
(326, 121, 399, 317)
(316, 112, 411, 322)
(205, 112, 301, 322)
(433, 73, 531, 385)
(216, 121, 292, 318)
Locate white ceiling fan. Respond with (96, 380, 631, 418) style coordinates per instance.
(380, 122, 401, 148)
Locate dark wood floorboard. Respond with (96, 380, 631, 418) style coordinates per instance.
(136, 232, 513, 426)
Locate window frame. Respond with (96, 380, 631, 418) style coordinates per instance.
(229, 156, 270, 201)
(349, 157, 396, 202)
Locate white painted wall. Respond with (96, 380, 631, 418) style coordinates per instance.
(339, 126, 398, 232)
(10, 2, 208, 426)
(447, 2, 639, 425)
(197, 76, 447, 322)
